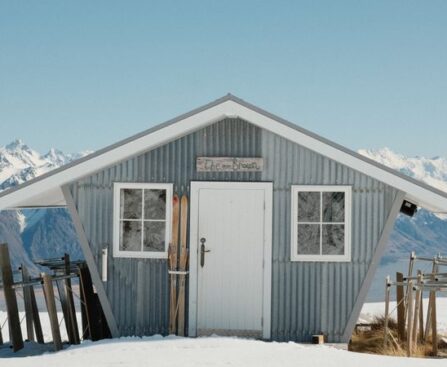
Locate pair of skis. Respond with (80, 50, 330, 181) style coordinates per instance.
(168, 193, 189, 336)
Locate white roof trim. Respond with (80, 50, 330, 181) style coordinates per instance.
(1, 94, 447, 212)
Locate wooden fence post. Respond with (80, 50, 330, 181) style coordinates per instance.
(383, 276, 391, 346)
(405, 252, 415, 322)
(430, 289, 438, 356)
(42, 273, 63, 351)
(21, 265, 35, 342)
(56, 279, 73, 343)
(64, 254, 80, 344)
(406, 282, 414, 357)
(412, 275, 422, 346)
(425, 260, 437, 340)
(30, 282, 44, 344)
(396, 272, 406, 341)
(417, 271, 424, 343)
(0, 243, 24, 351)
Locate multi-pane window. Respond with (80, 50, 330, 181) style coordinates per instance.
(113, 183, 172, 258)
(291, 186, 351, 262)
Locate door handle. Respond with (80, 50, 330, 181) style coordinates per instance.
(200, 237, 210, 267)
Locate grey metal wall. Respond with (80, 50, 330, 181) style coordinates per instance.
(69, 118, 399, 342)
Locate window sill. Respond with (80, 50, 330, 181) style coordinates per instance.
(112, 251, 168, 259)
(290, 254, 351, 262)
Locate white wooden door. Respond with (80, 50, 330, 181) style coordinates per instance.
(192, 182, 271, 338)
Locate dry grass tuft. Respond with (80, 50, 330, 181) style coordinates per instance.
(349, 314, 444, 358)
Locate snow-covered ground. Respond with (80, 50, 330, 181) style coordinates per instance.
(1, 335, 446, 366)
(1, 300, 447, 365)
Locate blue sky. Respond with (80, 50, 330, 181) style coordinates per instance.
(1, 1, 447, 156)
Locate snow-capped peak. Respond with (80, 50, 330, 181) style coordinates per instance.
(5, 138, 26, 150)
(0, 140, 91, 192)
(359, 147, 447, 194)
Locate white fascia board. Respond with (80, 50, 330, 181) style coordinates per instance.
(228, 101, 447, 212)
(1, 97, 446, 212)
(0, 101, 232, 210)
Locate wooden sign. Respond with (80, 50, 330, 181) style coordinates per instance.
(196, 157, 263, 172)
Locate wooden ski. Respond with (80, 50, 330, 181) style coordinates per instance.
(168, 193, 180, 334)
(177, 194, 189, 336)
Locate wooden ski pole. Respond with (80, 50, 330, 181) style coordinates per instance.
(177, 194, 189, 336)
(169, 193, 180, 334)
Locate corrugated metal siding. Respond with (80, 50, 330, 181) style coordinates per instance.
(261, 132, 398, 342)
(70, 117, 399, 342)
(70, 119, 262, 336)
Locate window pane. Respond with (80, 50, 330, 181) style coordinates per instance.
(143, 221, 166, 252)
(322, 192, 345, 222)
(120, 189, 142, 219)
(297, 192, 320, 222)
(144, 189, 167, 220)
(297, 224, 320, 255)
(322, 224, 345, 255)
(120, 221, 142, 251)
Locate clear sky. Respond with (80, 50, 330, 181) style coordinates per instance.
(1, 1, 447, 157)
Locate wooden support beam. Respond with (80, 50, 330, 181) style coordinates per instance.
(42, 273, 63, 351)
(383, 276, 391, 347)
(177, 194, 189, 337)
(29, 282, 44, 344)
(405, 252, 415, 323)
(418, 271, 424, 343)
(64, 254, 80, 344)
(169, 193, 180, 334)
(406, 282, 414, 357)
(0, 243, 24, 352)
(425, 261, 437, 341)
(79, 265, 92, 340)
(412, 276, 422, 346)
(56, 279, 73, 343)
(430, 289, 438, 356)
(396, 272, 406, 341)
(21, 265, 35, 341)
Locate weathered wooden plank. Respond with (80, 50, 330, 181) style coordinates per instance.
(406, 282, 414, 357)
(383, 276, 391, 346)
(56, 279, 73, 343)
(196, 157, 263, 172)
(418, 270, 424, 343)
(169, 194, 180, 334)
(430, 289, 438, 356)
(79, 265, 92, 340)
(42, 273, 63, 351)
(79, 264, 111, 341)
(424, 261, 437, 341)
(30, 283, 44, 344)
(64, 254, 80, 344)
(21, 265, 35, 341)
(177, 194, 189, 336)
(0, 244, 23, 351)
(396, 272, 406, 341)
(412, 275, 422, 345)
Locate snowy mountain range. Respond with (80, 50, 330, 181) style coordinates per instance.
(0, 140, 446, 299)
(0, 140, 91, 273)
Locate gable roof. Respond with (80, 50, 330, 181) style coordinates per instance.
(1, 94, 447, 212)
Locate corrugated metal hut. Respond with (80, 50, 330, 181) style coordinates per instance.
(1, 94, 447, 343)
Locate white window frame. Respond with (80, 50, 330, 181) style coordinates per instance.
(113, 182, 173, 259)
(291, 185, 352, 262)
